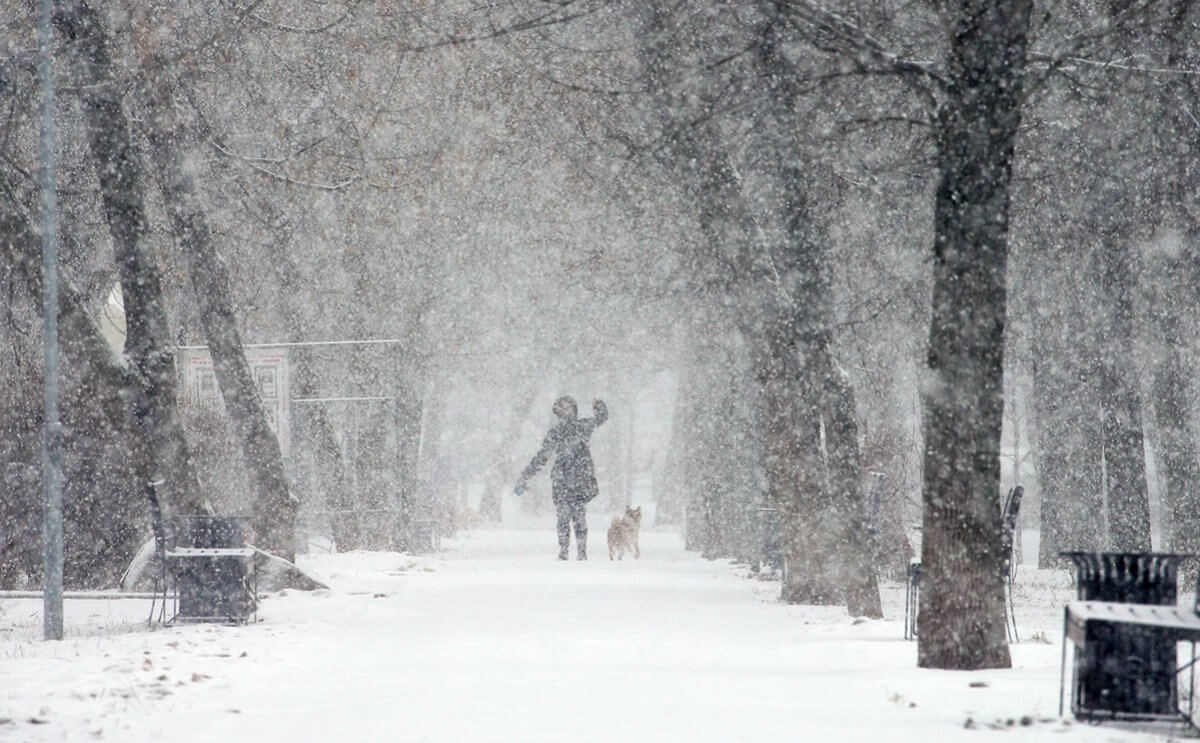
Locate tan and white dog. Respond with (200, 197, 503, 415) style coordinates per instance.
(607, 506, 642, 560)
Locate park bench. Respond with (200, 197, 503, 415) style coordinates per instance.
(1058, 551, 1200, 731)
(151, 515, 258, 626)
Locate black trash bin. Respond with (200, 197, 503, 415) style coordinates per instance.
(170, 516, 255, 624)
(1061, 551, 1193, 719)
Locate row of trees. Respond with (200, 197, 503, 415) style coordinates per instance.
(513, 0, 1200, 669)
(2, 0, 1198, 673)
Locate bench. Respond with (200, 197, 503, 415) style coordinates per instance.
(154, 516, 258, 625)
(1060, 600, 1200, 730)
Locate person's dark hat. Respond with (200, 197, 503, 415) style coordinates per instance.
(552, 396, 578, 419)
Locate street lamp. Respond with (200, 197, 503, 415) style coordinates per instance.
(37, 0, 63, 641)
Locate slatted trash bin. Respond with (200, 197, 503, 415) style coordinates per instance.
(168, 516, 256, 624)
(1060, 551, 1193, 719)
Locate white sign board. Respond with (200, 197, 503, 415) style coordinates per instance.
(180, 347, 291, 456)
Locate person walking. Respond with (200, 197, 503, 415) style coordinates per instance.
(515, 396, 608, 560)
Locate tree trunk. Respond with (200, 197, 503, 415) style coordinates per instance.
(54, 0, 207, 523)
(390, 351, 424, 550)
(752, 14, 865, 606)
(1095, 233, 1151, 551)
(294, 350, 353, 549)
(0, 182, 150, 587)
(0, 187, 129, 440)
(1030, 304, 1105, 566)
(821, 362, 883, 618)
(271, 246, 352, 548)
(655, 389, 686, 526)
(1148, 1, 1200, 554)
(126, 13, 297, 560)
(918, 0, 1032, 671)
(755, 312, 837, 604)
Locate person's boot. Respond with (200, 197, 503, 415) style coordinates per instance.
(558, 551, 568, 561)
(575, 522, 588, 561)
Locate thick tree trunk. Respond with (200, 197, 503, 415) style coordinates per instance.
(1152, 314, 1200, 552)
(0, 185, 148, 587)
(391, 352, 424, 550)
(126, 13, 297, 560)
(753, 15, 875, 607)
(1030, 305, 1105, 566)
(1095, 234, 1151, 550)
(293, 351, 353, 549)
(1148, 1, 1200, 554)
(273, 248, 351, 548)
(918, 0, 1032, 671)
(54, 0, 207, 523)
(755, 313, 837, 604)
(0, 190, 129, 437)
(821, 363, 883, 618)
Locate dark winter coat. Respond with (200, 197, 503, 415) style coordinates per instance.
(520, 400, 608, 504)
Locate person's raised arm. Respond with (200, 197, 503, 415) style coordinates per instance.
(515, 430, 555, 494)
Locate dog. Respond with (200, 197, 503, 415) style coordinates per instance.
(607, 506, 643, 560)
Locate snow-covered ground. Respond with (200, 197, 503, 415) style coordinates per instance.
(0, 525, 1188, 742)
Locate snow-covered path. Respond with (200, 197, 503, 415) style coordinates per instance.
(0, 528, 1177, 741)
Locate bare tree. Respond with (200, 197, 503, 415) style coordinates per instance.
(54, 0, 209, 526)
(122, 5, 299, 560)
(918, 0, 1033, 670)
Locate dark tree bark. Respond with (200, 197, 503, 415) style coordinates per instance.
(126, 9, 297, 560)
(821, 364, 883, 618)
(390, 351, 424, 550)
(661, 352, 698, 535)
(0, 190, 129, 435)
(1146, 1, 1200, 554)
(1030, 284, 1105, 566)
(1094, 231, 1151, 551)
(0, 186, 148, 587)
(53, 0, 208, 523)
(743, 12, 881, 610)
(755, 311, 834, 604)
(919, 0, 1033, 671)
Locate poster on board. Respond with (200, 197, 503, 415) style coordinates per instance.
(179, 347, 291, 456)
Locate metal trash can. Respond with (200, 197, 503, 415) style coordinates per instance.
(1061, 551, 1193, 718)
(171, 516, 255, 624)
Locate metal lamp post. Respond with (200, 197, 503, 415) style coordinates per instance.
(37, 0, 63, 641)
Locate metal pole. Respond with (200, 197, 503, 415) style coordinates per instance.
(37, 0, 63, 641)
